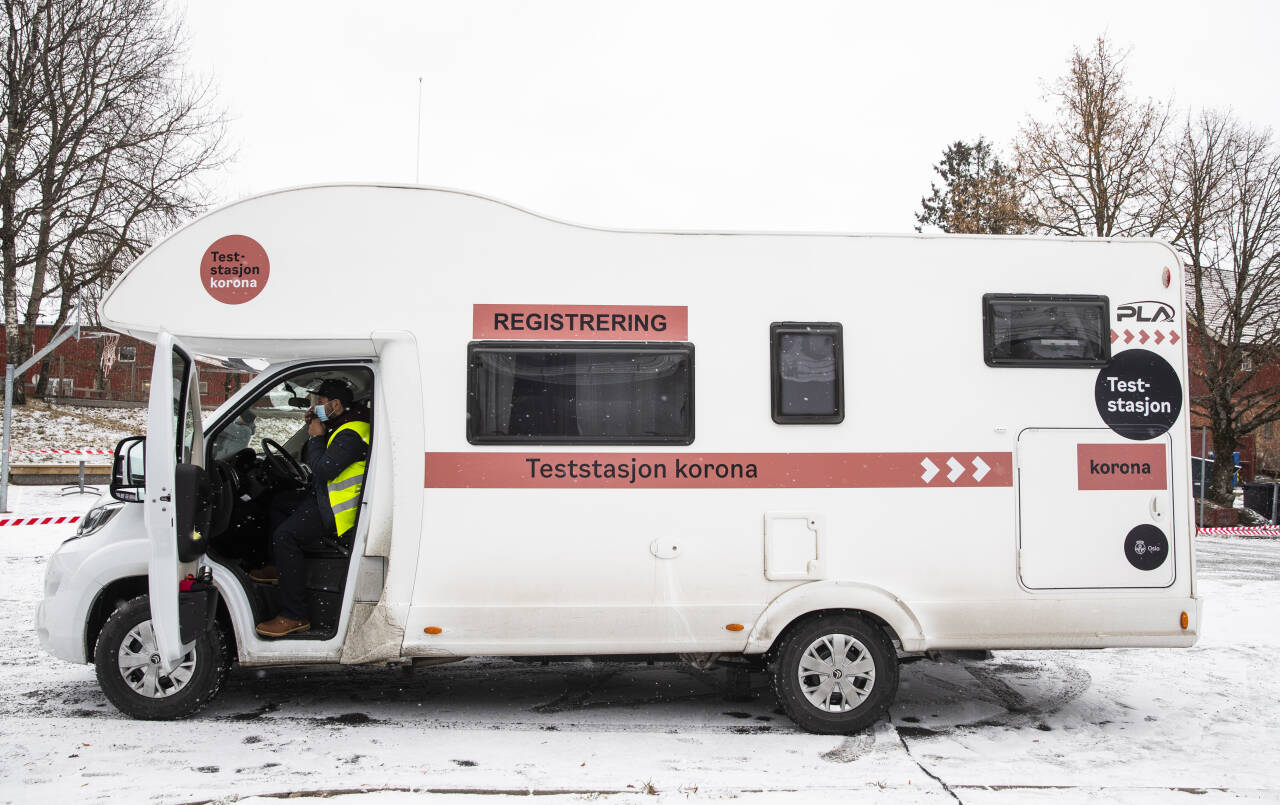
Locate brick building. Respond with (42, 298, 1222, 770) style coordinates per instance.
(0, 325, 253, 407)
(1183, 326, 1280, 480)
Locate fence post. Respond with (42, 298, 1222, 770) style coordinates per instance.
(1199, 427, 1207, 529)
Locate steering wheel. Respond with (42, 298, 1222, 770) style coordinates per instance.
(261, 438, 309, 487)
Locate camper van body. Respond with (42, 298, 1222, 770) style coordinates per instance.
(36, 185, 1200, 732)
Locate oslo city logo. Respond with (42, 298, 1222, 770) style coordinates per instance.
(1124, 524, 1168, 571)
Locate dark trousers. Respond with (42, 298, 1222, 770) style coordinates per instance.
(269, 490, 332, 621)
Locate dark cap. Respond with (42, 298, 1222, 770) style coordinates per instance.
(310, 378, 354, 406)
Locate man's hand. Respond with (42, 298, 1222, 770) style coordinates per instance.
(307, 415, 326, 438)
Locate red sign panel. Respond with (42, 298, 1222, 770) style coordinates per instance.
(200, 234, 269, 305)
(472, 305, 688, 341)
(1077, 443, 1167, 490)
(425, 451, 1013, 489)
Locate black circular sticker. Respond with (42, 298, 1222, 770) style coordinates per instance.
(1095, 349, 1182, 440)
(1124, 524, 1169, 571)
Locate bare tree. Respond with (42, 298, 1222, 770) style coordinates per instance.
(1015, 36, 1173, 237)
(1, 0, 226, 402)
(916, 138, 1027, 234)
(1167, 111, 1280, 502)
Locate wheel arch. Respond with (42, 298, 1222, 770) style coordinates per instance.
(84, 575, 149, 662)
(745, 581, 926, 656)
(83, 575, 238, 663)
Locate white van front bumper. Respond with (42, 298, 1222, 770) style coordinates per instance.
(36, 503, 148, 664)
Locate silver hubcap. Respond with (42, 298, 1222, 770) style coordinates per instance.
(798, 633, 875, 713)
(117, 620, 197, 699)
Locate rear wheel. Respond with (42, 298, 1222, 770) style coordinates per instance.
(771, 613, 898, 734)
(93, 595, 229, 720)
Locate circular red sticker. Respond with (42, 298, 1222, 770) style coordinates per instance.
(200, 235, 269, 304)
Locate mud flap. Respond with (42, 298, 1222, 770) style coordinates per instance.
(178, 576, 218, 644)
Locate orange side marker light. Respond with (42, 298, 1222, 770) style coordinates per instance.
(424, 626, 443, 635)
(726, 624, 744, 632)
(1180, 612, 1189, 630)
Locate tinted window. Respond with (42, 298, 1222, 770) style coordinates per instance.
(771, 322, 844, 424)
(467, 342, 694, 444)
(983, 294, 1110, 367)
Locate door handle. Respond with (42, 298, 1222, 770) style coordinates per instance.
(1150, 495, 1164, 521)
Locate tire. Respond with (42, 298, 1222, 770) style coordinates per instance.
(93, 595, 229, 720)
(770, 613, 898, 734)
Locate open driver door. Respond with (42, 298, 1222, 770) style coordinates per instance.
(143, 331, 213, 670)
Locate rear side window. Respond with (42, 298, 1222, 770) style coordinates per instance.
(771, 322, 844, 424)
(467, 342, 694, 444)
(983, 294, 1110, 367)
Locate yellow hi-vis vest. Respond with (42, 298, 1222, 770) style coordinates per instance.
(326, 420, 371, 536)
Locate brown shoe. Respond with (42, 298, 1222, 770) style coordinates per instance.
(249, 565, 278, 584)
(256, 615, 310, 637)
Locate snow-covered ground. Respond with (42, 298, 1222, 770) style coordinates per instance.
(2, 402, 146, 463)
(3, 401, 304, 466)
(0, 484, 1277, 804)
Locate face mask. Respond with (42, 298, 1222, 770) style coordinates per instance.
(313, 404, 329, 422)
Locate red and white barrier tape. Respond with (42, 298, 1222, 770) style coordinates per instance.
(1198, 525, 1280, 536)
(0, 515, 81, 526)
(7, 448, 113, 455)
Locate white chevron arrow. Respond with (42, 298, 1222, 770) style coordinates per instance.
(920, 457, 939, 483)
(946, 457, 964, 483)
(972, 456, 990, 483)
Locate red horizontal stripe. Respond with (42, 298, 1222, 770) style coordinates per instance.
(425, 451, 1012, 489)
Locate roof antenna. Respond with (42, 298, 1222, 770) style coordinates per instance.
(415, 77, 423, 184)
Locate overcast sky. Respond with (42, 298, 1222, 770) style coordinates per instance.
(180, 0, 1280, 233)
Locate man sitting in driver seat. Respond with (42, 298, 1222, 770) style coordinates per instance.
(253, 378, 371, 637)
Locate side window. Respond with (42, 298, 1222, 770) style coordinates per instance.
(207, 367, 374, 462)
(467, 342, 694, 444)
(771, 322, 844, 424)
(983, 294, 1110, 367)
(171, 348, 192, 463)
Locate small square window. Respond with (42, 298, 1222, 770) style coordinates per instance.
(117, 346, 136, 362)
(771, 322, 844, 424)
(199, 381, 209, 395)
(1243, 355, 1254, 372)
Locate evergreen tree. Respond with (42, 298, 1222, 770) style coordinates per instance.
(916, 138, 1026, 234)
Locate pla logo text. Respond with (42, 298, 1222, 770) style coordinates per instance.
(1116, 301, 1175, 323)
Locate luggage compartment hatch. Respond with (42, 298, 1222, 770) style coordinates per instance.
(1018, 428, 1175, 590)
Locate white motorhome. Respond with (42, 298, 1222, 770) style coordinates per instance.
(36, 184, 1200, 733)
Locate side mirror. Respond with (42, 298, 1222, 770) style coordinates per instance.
(110, 435, 146, 502)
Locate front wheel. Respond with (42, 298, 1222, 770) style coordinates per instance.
(771, 613, 898, 734)
(93, 595, 229, 720)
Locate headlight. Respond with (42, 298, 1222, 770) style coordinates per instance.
(70, 501, 125, 540)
